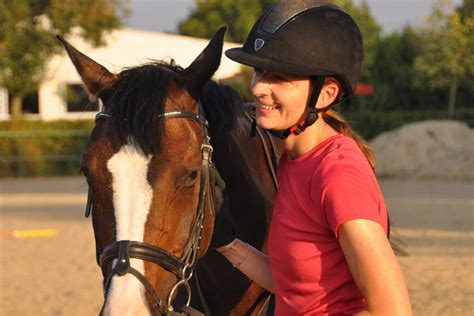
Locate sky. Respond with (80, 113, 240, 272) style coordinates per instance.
(124, 0, 464, 36)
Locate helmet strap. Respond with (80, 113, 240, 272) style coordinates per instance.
(268, 76, 326, 140)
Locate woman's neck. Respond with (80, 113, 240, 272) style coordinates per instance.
(283, 118, 339, 160)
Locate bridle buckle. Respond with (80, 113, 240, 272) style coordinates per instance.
(201, 139, 213, 163)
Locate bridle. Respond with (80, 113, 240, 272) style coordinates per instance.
(85, 107, 214, 315)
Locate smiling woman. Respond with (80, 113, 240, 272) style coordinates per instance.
(215, 1, 413, 315)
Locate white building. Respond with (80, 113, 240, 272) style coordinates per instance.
(0, 28, 241, 121)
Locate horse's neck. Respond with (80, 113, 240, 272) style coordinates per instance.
(211, 119, 278, 245)
(195, 120, 277, 315)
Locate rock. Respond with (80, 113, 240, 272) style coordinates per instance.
(370, 120, 474, 180)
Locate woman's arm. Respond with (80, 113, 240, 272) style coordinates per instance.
(217, 239, 275, 293)
(338, 219, 412, 316)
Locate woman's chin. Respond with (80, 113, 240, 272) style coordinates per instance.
(255, 118, 274, 130)
(256, 121, 285, 131)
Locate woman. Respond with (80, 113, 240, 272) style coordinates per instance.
(212, 1, 413, 315)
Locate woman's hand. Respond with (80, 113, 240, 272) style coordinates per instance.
(338, 219, 413, 316)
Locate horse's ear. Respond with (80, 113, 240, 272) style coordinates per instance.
(180, 26, 226, 99)
(56, 35, 117, 97)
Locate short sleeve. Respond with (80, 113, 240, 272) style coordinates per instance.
(318, 162, 386, 238)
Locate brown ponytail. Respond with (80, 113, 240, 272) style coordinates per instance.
(322, 109, 376, 171)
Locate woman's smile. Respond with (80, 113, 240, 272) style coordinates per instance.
(256, 102, 281, 114)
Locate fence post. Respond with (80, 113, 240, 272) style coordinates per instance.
(13, 137, 22, 177)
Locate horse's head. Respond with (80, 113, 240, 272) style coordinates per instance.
(59, 27, 226, 315)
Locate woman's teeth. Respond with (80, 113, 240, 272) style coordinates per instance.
(259, 104, 277, 110)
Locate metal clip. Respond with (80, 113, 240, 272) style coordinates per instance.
(167, 279, 192, 311)
(201, 137, 213, 163)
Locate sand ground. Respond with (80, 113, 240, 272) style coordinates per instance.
(0, 177, 473, 315)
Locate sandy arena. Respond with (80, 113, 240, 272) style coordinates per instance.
(0, 177, 473, 315)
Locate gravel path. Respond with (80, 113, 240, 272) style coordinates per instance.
(0, 177, 473, 315)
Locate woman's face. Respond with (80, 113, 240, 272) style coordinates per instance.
(250, 69, 311, 131)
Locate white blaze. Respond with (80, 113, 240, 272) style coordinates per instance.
(103, 143, 153, 316)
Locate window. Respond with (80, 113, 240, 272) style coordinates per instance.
(65, 84, 98, 112)
(22, 92, 39, 114)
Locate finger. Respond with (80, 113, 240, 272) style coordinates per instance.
(211, 165, 226, 190)
(214, 186, 223, 210)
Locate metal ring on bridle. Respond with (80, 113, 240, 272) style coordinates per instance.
(181, 264, 194, 281)
(167, 279, 192, 311)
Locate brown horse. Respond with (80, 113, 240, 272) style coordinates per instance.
(59, 28, 280, 315)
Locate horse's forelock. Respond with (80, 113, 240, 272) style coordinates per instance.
(104, 62, 178, 155)
(102, 61, 245, 155)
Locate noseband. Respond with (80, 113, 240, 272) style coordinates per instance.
(85, 108, 213, 315)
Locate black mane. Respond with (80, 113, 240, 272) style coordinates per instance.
(102, 61, 244, 155)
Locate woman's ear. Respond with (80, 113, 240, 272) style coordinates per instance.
(316, 79, 340, 109)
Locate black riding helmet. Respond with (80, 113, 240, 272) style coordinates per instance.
(225, 0, 364, 139)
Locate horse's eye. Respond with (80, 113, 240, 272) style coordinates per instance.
(189, 170, 199, 180)
(183, 170, 199, 187)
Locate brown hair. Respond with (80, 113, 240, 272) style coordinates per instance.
(322, 109, 376, 171)
(320, 77, 375, 171)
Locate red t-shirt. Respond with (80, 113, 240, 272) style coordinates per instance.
(268, 134, 388, 315)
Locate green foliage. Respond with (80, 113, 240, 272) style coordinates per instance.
(458, 0, 474, 20)
(178, 0, 278, 42)
(2, 109, 473, 177)
(367, 27, 432, 111)
(415, 0, 473, 88)
(0, 119, 94, 177)
(0, 0, 128, 113)
(413, 0, 474, 114)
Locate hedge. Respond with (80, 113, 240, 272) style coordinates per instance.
(1, 109, 473, 177)
(0, 120, 94, 177)
(343, 108, 474, 140)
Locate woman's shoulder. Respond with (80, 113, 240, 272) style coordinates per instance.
(316, 135, 374, 183)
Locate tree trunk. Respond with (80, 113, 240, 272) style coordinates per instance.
(448, 76, 458, 118)
(10, 94, 23, 119)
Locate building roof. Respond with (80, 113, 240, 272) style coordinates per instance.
(47, 28, 242, 83)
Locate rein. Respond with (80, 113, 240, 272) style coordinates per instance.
(85, 108, 213, 316)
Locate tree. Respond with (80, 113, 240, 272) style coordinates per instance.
(0, 0, 128, 118)
(414, 0, 474, 117)
(370, 27, 423, 111)
(458, 0, 474, 20)
(178, 0, 278, 43)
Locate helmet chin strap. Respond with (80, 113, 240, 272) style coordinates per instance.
(267, 76, 326, 140)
